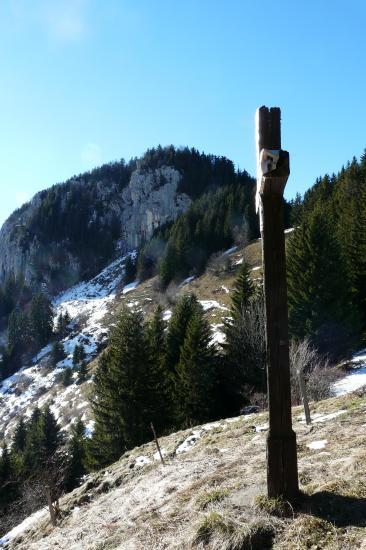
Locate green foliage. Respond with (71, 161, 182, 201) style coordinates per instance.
(222, 268, 265, 413)
(230, 262, 255, 316)
(77, 360, 89, 385)
(287, 208, 358, 358)
(29, 292, 54, 348)
(124, 255, 137, 285)
(64, 419, 87, 491)
(52, 341, 66, 366)
(155, 181, 258, 287)
(72, 344, 86, 367)
(61, 367, 74, 387)
(175, 307, 218, 425)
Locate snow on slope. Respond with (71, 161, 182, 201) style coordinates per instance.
(332, 349, 366, 396)
(0, 254, 135, 440)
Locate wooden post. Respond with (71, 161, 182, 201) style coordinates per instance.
(256, 106, 299, 499)
(45, 486, 57, 527)
(298, 369, 311, 425)
(150, 422, 165, 466)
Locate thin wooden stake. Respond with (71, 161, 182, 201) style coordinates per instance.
(150, 422, 165, 466)
(46, 486, 57, 527)
(298, 369, 311, 425)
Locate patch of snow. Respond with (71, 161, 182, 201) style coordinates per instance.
(122, 281, 139, 294)
(135, 455, 151, 468)
(163, 310, 172, 322)
(234, 258, 243, 265)
(199, 300, 229, 312)
(221, 285, 230, 294)
(255, 424, 269, 432)
(298, 410, 346, 424)
(307, 439, 327, 450)
(85, 419, 95, 438)
(179, 276, 196, 287)
(0, 507, 46, 546)
(251, 266, 261, 271)
(176, 430, 202, 454)
(153, 448, 167, 461)
(211, 324, 226, 346)
(222, 246, 238, 255)
(284, 227, 295, 234)
(332, 350, 366, 396)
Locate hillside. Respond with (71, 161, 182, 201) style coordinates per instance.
(0, 240, 260, 442)
(0, 147, 255, 294)
(2, 390, 366, 549)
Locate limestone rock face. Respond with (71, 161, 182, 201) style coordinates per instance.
(0, 166, 190, 292)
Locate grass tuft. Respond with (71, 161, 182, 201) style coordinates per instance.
(195, 488, 229, 510)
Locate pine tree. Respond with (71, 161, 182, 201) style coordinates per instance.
(12, 417, 27, 453)
(287, 208, 358, 357)
(124, 255, 137, 285)
(52, 341, 66, 366)
(88, 308, 155, 468)
(29, 292, 54, 348)
(77, 360, 88, 384)
(230, 262, 255, 315)
(222, 265, 266, 413)
(0, 443, 14, 510)
(146, 306, 172, 432)
(175, 308, 218, 425)
(65, 419, 87, 491)
(73, 344, 86, 367)
(61, 367, 74, 387)
(39, 405, 62, 461)
(164, 294, 200, 376)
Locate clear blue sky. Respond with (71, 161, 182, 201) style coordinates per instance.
(1, 0, 366, 228)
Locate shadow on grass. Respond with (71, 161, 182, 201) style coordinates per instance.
(300, 491, 366, 527)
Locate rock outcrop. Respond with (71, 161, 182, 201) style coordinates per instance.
(0, 166, 190, 292)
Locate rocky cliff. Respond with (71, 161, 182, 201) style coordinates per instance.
(0, 165, 190, 293)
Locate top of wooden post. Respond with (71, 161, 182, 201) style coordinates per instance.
(256, 106, 289, 204)
(256, 106, 281, 152)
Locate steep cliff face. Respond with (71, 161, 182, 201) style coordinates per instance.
(0, 165, 190, 293)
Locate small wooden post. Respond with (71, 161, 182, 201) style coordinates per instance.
(150, 422, 165, 466)
(298, 369, 311, 425)
(46, 486, 57, 527)
(256, 106, 299, 499)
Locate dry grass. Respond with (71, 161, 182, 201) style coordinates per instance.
(6, 391, 366, 549)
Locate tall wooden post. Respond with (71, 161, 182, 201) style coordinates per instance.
(256, 106, 299, 499)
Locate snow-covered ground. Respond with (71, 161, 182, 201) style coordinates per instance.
(332, 350, 366, 396)
(0, 254, 135, 440)
(0, 507, 46, 547)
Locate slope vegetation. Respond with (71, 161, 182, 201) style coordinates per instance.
(3, 390, 366, 549)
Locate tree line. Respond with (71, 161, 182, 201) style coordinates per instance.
(286, 152, 366, 358)
(87, 263, 265, 469)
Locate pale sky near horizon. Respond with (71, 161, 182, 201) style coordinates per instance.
(1, 0, 366, 228)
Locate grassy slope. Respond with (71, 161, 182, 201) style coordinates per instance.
(7, 390, 366, 549)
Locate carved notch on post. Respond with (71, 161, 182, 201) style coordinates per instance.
(255, 106, 299, 499)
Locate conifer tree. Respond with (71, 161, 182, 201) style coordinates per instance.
(175, 308, 218, 425)
(222, 267, 265, 413)
(51, 341, 66, 366)
(77, 360, 88, 384)
(230, 262, 255, 315)
(146, 306, 172, 432)
(65, 419, 87, 491)
(72, 344, 86, 367)
(164, 294, 200, 376)
(124, 255, 137, 285)
(287, 208, 358, 357)
(29, 292, 54, 348)
(87, 352, 124, 469)
(12, 417, 27, 454)
(39, 405, 62, 461)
